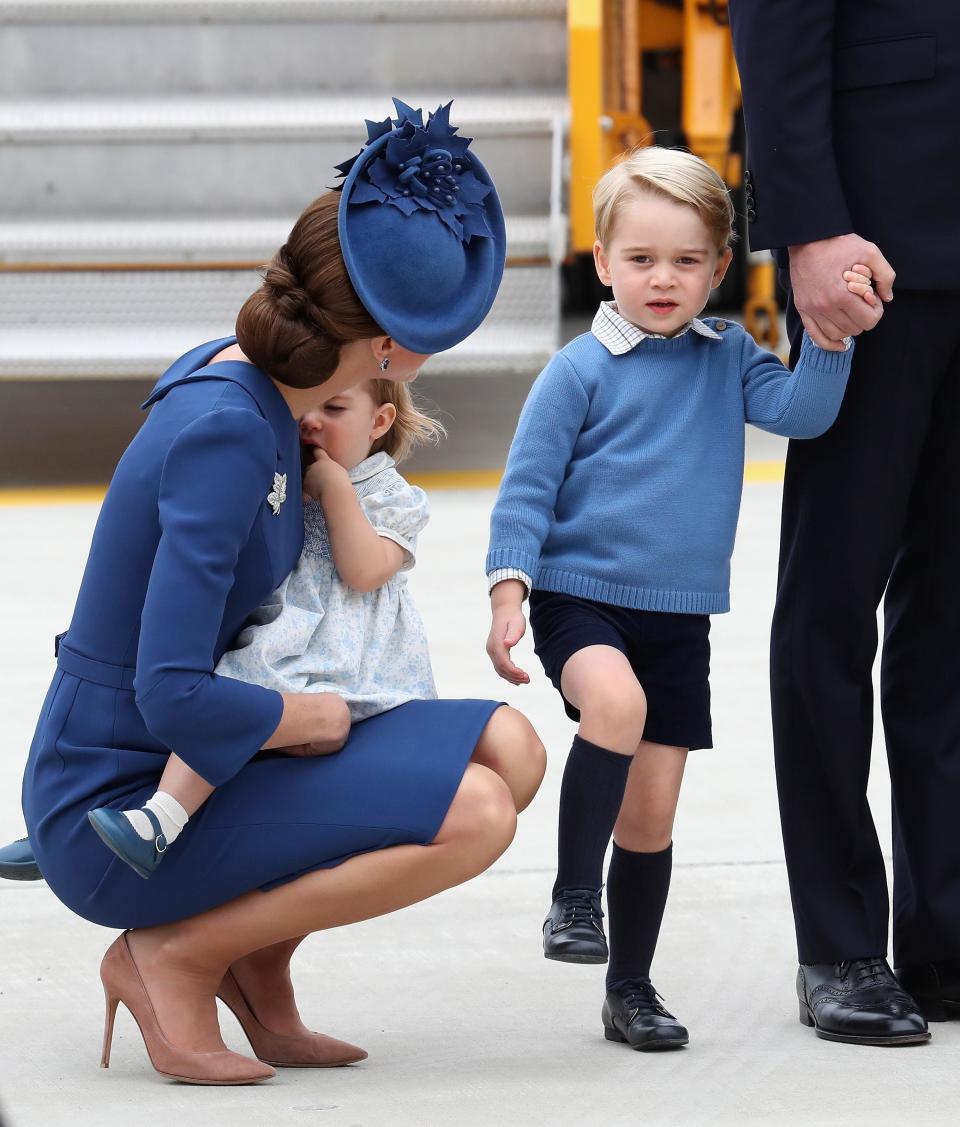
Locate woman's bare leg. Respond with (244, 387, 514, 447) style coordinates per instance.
(127, 762, 517, 1051)
(226, 937, 308, 1035)
(222, 706, 545, 1037)
(470, 705, 546, 812)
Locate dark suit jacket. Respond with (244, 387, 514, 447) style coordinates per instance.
(729, 0, 960, 288)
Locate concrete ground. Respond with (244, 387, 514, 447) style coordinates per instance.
(2, 464, 959, 1127)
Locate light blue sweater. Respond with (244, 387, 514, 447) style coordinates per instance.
(486, 320, 852, 614)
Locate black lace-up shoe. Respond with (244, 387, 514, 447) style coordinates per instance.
(797, 958, 930, 1045)
(896, 961, 960, 1022)
(602, 979, 688, 1051)
(542, 888, 608, 963)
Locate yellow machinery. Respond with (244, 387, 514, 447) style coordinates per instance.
(567, 0, 779, 346)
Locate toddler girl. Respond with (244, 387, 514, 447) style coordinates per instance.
(88, 377, 442, 876)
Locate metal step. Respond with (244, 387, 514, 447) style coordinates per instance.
(0, 323, 557, 380)
(2, 3, 567, 98)
(0, 265, 558, 379)
(0, 93, 567, 217)
(0, 215, 556, 264)
(2, 1, 567, 23)
(3, 92, 566, 141)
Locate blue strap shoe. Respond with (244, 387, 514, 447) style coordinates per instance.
(88, 806, 168, 880)
(0, 837, 43, 881)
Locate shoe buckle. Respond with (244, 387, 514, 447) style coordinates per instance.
(154, 833, 168, 855)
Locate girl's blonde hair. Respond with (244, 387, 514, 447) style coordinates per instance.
(365, 379, 446, 464)
(593, 146, 735, 253)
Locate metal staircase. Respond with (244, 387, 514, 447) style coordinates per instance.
(0, 0, 568, 382)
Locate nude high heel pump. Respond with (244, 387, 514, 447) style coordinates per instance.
(217, 968, 367, 1068)
(99, 934, 275, 1085)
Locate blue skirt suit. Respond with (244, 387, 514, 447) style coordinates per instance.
(22, 339, 501, 929)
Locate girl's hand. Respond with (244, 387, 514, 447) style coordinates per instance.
(843, 263, 879, 308)
(486, 603, 530, 685)
(303, 447, 350, 501)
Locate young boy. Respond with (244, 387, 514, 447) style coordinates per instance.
(484, 146, 870, 1050)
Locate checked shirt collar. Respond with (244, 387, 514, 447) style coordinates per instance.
(591, 301, 722, 355)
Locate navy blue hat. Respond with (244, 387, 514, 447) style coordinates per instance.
(335, 99, 507, 355)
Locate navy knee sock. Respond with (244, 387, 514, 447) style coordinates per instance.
(605, 841, 673, 990)
(552, 735, 632, 899)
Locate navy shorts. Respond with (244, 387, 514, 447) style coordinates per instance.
(528, 589, 713, 750)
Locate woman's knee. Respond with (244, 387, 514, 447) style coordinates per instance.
(475, 707, 546, 809)
(439, 764, 517, 870)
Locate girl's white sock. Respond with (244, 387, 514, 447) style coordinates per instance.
(122, 790, 189, 844)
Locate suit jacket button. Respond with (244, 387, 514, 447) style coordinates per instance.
(744, 169, 752, 183)
(747, 207, 757, 222)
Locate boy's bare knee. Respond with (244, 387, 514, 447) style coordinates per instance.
(579, 684, 647, 749)
(614, 805, 674, 853)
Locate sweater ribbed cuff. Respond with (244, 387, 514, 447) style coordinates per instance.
(485, 547, 539, 578)
(799, 330, 855, 373)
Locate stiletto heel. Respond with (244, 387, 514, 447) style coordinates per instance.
(101, 990, 120, 1067)
(99, 933, 275, 1085)
(217, 969, 367, 1068)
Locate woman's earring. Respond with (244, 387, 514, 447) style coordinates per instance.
(379, 357, 391, 372)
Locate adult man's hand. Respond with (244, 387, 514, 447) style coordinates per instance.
(789, 234, 896, 350)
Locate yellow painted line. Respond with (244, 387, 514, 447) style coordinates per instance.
(0, 485, 107, 507)
(406, 469, 505, 490)
(743, 460, 786, 483)
(0, 461, 787, 507)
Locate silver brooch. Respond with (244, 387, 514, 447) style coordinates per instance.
(267, 472, 287, 516)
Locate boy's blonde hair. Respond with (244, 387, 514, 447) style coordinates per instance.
(593, 146, 735, 253)
(365, 378, 446, 464)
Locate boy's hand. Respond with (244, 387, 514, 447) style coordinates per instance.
(303, 447, 350, 501)
(843, 263, 879, 309)
(486, 581, 530, 685)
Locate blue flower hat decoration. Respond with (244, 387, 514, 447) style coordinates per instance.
(335, 98, 507, 356)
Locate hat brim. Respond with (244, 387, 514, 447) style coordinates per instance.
(338, 132, 507, 355)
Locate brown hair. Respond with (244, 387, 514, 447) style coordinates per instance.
(236, 192, 383, 389)
(593, 146, 735, 253)
(364, 379, 446, 464)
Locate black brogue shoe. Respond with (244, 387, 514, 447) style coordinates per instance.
(797, 958, 930, 1045)
(542, 888, 608, 964)
(896, 961, 960, 1022)
(602, 979, 688, 1051)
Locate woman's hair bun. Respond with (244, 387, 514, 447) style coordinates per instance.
(236, 192, 383, 390)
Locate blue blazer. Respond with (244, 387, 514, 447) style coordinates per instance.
(38, 339, 304, 787)
(729, 0, 960, 289)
